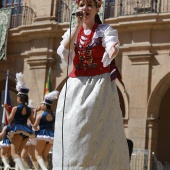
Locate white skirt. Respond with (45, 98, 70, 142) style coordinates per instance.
(53, 73, 130, 170)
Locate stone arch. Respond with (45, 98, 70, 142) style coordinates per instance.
(147, 72, 170, 167)
(116, 79, 129, 120)
(147, 73, 170, 119)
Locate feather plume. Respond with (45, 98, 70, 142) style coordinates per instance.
(16, 72, 25, 91)
(45, 90, 59, 100)
(28, 100, 35, 108)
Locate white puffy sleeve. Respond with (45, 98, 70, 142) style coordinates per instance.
(101, 25, 119, 67)
(57, 29, 75, 65)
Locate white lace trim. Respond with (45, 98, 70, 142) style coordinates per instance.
(8, 130, 35, 141)
(0, 143, 11, 147)
(0, 140, 10, 148)
(34, 135, 53, 144)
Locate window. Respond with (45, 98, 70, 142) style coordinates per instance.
(1, 0, 35, 28)
(1, 0, 23, 28)
(2, 0, 23, 8)
(104, 0, 115, 19)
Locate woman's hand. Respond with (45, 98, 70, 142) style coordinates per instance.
(32, 126, 39, 131)
(32, 113, 42, 131)
(4, 103, 9, 111)
(36, 106, 41, 112)
(75, 10, 83, 27)
(108, 42, 119, 59)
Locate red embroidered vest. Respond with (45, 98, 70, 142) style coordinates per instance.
(69, 39, 110, 77)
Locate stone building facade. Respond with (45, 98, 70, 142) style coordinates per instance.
(0, 0, 170, 169)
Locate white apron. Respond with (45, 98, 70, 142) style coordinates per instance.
(53, 73, 130, 170)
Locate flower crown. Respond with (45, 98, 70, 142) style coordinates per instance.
(76, 0, 102, 8)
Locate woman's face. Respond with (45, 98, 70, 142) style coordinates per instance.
(17, 96, 20, 103)
(40, 103, 46, 111)
(77, 0, 99, 21)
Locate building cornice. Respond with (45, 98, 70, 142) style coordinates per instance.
(8, 21, 67, 42)
(104, 13, 170, 30)
(27, 55, 56, 69)
(128, 52, 153, 65)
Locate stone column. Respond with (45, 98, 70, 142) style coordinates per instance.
(146, 118, 159, 170)
(26, 55, 56, 105)
(123, 52, 152, 169)
(124, 52, 152, 144)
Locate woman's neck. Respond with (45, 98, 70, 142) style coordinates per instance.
(83, 21, 96, 30)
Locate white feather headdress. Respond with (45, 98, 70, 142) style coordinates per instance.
(16, 72, 29, 95)
(28, 100, 35, 108)
(45, 90, 59, 100)
(42, 90, 59, 105)
(16, 72, 25, 91)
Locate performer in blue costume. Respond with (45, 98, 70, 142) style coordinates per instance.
(21, 99, 39, 170)
(0, 124, 12, 170)
(4, 72, 35, 170)
(32, 90, 58, 170)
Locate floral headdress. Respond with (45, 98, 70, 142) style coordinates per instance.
(76, 0, 102, 8)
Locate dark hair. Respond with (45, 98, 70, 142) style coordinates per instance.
(95, 14, 102, 24)
(46, 104, 54, 115)
(18, 94, 29, 105)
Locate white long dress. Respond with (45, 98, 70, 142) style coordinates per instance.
(53, 24, 131, 170)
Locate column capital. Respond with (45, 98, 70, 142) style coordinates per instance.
(128, 52, 153, 65)
(27, 56, 56, 69)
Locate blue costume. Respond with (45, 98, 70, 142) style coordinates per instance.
(8, 103, 35, 140)
(35, 110, 54, 144)
(0, 125, 12, 147)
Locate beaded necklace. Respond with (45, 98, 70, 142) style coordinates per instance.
(77, 23, 98, 50)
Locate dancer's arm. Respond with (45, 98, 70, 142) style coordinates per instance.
(4, 103, 16, 123)
(0, 126, 7, 139)
(29, 108, 36, 124)
(32, 114, 42, 131)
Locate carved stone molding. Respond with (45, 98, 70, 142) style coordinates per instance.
(128, 52, 153, 65)
(27, 56, 56, 69)
(147, 118, 159, 128)
(34, 16, 57, 22)
(123, 119, 129, 128)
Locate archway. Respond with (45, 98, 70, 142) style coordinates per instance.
(147, 73, 170, 167)
(157, 87, 170, 163)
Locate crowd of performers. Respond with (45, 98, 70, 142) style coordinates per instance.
(0, 72, 58, 170)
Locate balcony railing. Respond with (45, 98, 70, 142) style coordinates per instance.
(57, 0, 170, 22)
(10, 5, 36, 28)
(152, 152, 170, 170)
(105, 0, 170, 18)
(130, 149, 148, 170)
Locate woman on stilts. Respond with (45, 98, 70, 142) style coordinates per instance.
(53, 0, 131, 169)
